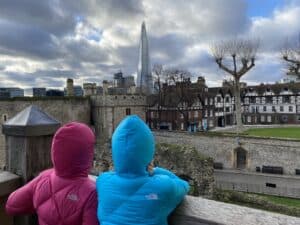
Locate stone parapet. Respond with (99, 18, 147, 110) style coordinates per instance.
(170, 195, 300, 225)
(0, 171, 20, 197)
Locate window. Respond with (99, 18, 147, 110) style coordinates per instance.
(2, 114, 7, 122)
(283, 96, 290, 103)
(225, 97, 230, 103)
(289, 106, 293, 112)
(180, 113, 184, 119)
(188, 111, 192, 118)
(205, 98, 208, 105)
(150, 111, 154, 118)
(181, 123, 184, 130)
(225, 107, 230, 112)
(272, 106, 276, 112)
(126, 108, 131, 115)
(205, 110, 208, 117)
(210, 110, 213, 117)
(280, 106, 284, 112)
(263, 106, 267, 112)
(247, 116, 251, 123)
(261, 115, 265, 122)
(250, 97, 255, 103)
(266, 96, 272, 103)
(217, 97, 221, 103)
(194, 111, 198, 118)
(267, 115, 272, 122)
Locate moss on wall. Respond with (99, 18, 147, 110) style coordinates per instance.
(155, 143, 214, 197)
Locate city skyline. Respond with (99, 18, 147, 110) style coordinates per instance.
(0, 0, 299, 89)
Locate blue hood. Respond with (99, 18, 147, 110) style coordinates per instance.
(112, 115, 155, 176)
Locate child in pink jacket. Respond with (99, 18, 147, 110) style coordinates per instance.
(6, 122, 99, 225)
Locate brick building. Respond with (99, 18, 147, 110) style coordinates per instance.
(147, 78, 300, 130)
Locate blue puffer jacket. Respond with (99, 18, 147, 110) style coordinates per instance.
(96, 115, 189, 225)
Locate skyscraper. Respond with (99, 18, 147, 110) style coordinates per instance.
(136, 22, 153, 95)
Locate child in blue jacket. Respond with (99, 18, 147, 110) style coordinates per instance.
(96, 115, 189, 225)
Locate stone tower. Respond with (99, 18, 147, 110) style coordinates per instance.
(136, 22, 153, 95)
(66, 78, 74, 96)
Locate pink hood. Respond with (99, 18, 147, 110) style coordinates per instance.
(51, 122, 95, 178)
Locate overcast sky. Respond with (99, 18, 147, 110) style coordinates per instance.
(0, 0, 300, 89)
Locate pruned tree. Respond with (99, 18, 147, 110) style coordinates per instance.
(211, 39, 259, 133)
(281, 35, 300, 77)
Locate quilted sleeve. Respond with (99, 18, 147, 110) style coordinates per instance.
(6, 175, 40, 215)
(82, 190, 99, 225)
(153, 167, 190, 205)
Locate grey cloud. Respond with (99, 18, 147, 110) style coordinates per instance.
(0, 0, 76, 36)
(0, 20, 63, 59)
(150, 34, 190, 63)
(2, 69, 74, 88)
(64, 39, 109, 63)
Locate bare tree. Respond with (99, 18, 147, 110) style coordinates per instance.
(211, 39, 259, 133)
(282, 35, 300, 76)
(152, 64, 165, 125)
(163, 68, 193, 129)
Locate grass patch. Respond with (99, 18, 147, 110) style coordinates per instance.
(243, 127, 300, 139)
(213, 189, 300, 217)
(260, 194, 300, 208)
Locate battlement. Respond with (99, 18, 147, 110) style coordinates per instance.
(91, 94, 146, 107)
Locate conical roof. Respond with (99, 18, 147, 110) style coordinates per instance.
(2, 105, 61, 136)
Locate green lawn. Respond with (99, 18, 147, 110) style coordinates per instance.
(243, 127, 300, 139)
(213, 189, 300, 217)
(261, 194, 300, 208)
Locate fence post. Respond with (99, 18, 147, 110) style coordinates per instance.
(2, 105, 60, 225)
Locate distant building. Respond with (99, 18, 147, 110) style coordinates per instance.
(46, 89, 64, 97)
(136, 22, 153, 95)
(108, 72, 136, 95)
(73, 85, 83, 96)
(83, 83, 97, 96)
(281, 75, 300, 83)
(147, 78, 300, 131)
(0, 88, 24, 98)
(32, 88, 46, 97)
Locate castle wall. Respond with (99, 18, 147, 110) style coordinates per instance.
(154, 131, 300, 175)
(91, 95, 146, 168)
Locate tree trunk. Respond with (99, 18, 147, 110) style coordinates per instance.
(234, 77, 243, 133)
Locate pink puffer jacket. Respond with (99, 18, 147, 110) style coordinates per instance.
(6, 122, 99, 225)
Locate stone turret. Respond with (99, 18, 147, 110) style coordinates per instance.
(66, 78, 74, 96)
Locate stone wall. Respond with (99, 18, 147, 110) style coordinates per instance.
(154, 131, 300, 175)
(91, 94, 146, 170)
(155, 143, 214, 197)
(215, 170, 300, 199)
(0, 97, 91, 168)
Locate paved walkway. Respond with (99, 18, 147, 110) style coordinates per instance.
(211, 124, 300, 132)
